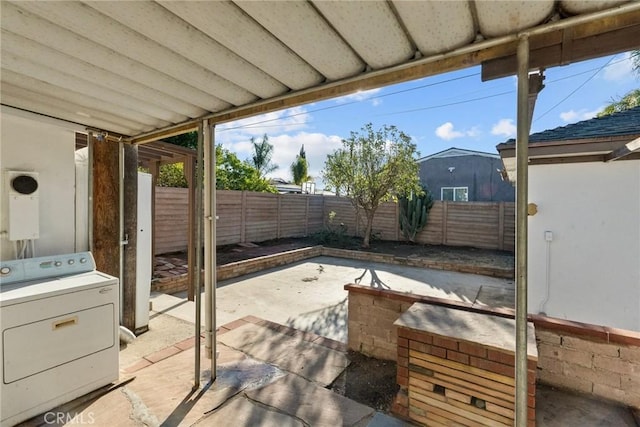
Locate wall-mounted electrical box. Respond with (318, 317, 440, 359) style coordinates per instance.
(6, 171, 40, 241)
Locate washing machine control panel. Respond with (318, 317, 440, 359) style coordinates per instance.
(0, 252, 96, 285)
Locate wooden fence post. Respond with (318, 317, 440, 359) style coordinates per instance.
(498, 202, 505, 250)
(305, 195, 310, 236)
(240, 191, 246, 243)
(442, 201, 448, 245)
(277, 193, 282, 239)
(395, 201, 400, 241)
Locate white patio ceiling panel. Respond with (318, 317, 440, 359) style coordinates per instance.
(233, 1, 366, 81)
(393, 1, 476, 56)
(475, 1, 556, 38)
(1, 0, 638, 140)
(159, 1, 325, 91)
(310, 1, 414, 69)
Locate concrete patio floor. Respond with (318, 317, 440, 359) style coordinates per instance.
(19, 257, 637, 426)
(150, 256, 515, 343)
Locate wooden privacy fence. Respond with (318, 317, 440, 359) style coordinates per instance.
(154, 187, 515, 255)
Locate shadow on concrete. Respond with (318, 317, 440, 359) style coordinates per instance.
(284, 297, 348, 342)
(354, 268, 390, 290)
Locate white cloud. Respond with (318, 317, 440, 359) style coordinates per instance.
(266, 132, 343, 184)
(219, 129, 343, 188)
(559, 107, 601, 123)
(333, 88, 383, 106)
(602, 52, 634, 82)
(491, 119, 517, 138)
(435, 122, 463, 140)
(216, 106, 310, 143)
(435, 122, 480, 141)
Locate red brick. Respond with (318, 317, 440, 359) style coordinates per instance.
(397, 337, 408, 348)
(487, 349, 515, 366)
(398, 356, 408, 368)
(407, 330, 433, 344)
(398, 366, 408, 378)
(428, 345, 447, 359)
(432, 335, 458, 351)
(174, 336, 196, 351)
(144, 345, 181, 364)
(398, 328, 410, 339)
(398, 346, 408, 358)
(528, 369, 537, 386)
(459, 341, 487, 358)
(123, 358, 152, 374)
(528, 394, 536, 408)
(470, 356, 514, 377)
(447, 349, 470, 365)
(397, 374, 408, 387)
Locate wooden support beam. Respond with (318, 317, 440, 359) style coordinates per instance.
(185, 156, 196, 301)
(122, 143, 138, 333)
(482, 21, 640, 80)
(92, 138, 120, 279)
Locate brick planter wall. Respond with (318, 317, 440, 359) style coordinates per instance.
(151, 246, 322, 294)
(322, 247, 513, 278)
(345, 284, 640, 410)
(534, 320, 640, 408)
(393, 303, 537, 426)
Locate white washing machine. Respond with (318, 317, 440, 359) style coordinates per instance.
(0, 252, 119, 426)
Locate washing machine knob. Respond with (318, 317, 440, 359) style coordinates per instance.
(54, 261, 62, 267)
(68, 259, 75, 265)
(0, 267, 10, 275)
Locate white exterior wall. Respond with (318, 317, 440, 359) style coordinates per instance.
(528, 160, 640, 331)
(1, 108, 80, 259)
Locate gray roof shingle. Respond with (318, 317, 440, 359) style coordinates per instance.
(502, 106, 640, 145)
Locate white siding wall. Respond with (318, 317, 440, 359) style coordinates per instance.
(528, 160, 640, 331)
(1, 108, 79, 259)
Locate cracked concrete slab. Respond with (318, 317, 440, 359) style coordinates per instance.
(218, 322, 349, 387)
(246, 374, 375, 427)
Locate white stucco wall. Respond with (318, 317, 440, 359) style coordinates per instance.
(1, 107, 81, 259)
(528, 160, 640, 331)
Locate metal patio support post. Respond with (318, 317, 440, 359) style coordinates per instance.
(515, 36, 530, 426)
(193, 122, 204, 389)
(204, 122, 217, 380)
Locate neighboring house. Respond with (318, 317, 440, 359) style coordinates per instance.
(497, 106, 640, 332)
(270, 177, 303, 194)
(417, 147, 515, 202)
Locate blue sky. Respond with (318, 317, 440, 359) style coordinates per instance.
(215, 51, 637, 189)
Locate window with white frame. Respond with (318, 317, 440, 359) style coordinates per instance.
(441, 187, 468, 201)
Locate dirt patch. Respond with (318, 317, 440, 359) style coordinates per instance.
(215, 236, 514, 272)
(329, 351, 398, 412)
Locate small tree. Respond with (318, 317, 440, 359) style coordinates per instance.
(216, 146, 277, 193)
(291, 145, 310, 185)
(597, 89, 640, 117)
(249, 134, 278, 177)
(399, 186, 433, 243)
(323, 123, 421, 248)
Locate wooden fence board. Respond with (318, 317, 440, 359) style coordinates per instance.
(154, 187, 515, 255)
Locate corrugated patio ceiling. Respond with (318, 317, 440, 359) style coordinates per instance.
(1, 1, 639, 143)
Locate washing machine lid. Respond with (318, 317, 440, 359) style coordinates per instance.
(0, 271, 118, 306)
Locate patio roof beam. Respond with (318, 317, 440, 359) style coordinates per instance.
(482, 12, 640, 80)
(605, 136, 640, 161)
